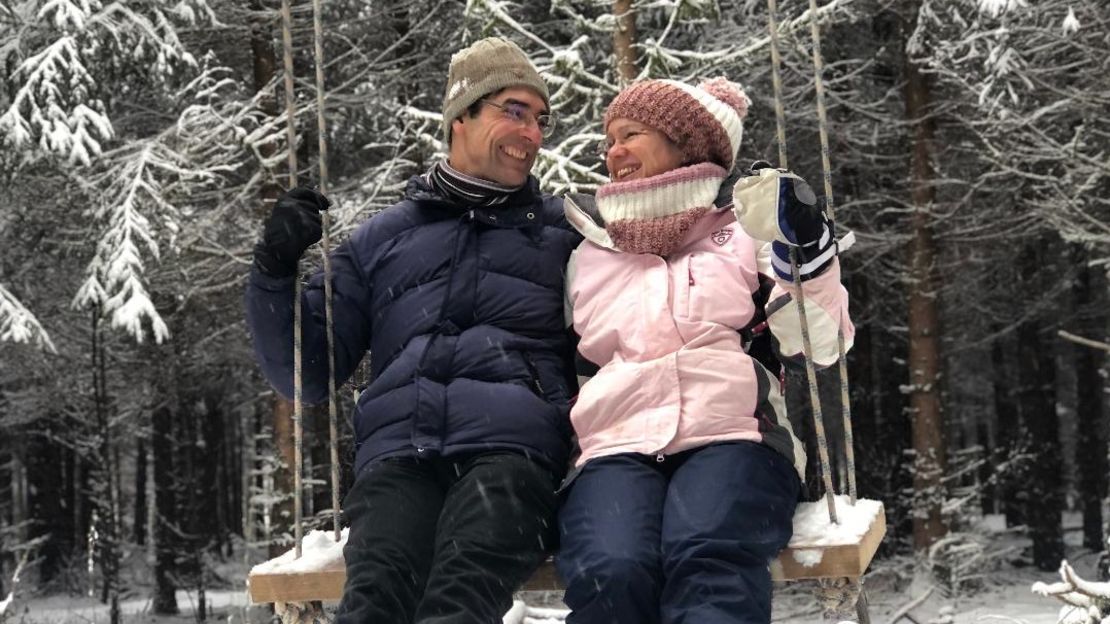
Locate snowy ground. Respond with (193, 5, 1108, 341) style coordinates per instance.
(4, 514, 1104, 623)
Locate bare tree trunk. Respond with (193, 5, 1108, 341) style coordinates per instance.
(152, 404, 179, 615)
(1074, 264, 1108, 552)
(27, 421, 72, 586)
(991, 333, 1024, 526)
(901, 1, 946, 552)
(10, 446, 26, 543)
(250, 0, 297, 559)
(90, 308, 121, 624)
(270, 399, 296, 556)
(72, 452, 83, 561)
(613, 0, 638, 85)
(243, 408, 257, 552)
(222, 408, 237, 556)
(134, 438, 147, 546)
(1013, 243, 1064, 570)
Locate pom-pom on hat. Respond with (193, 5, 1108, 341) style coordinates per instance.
(604, 77, 750, 171)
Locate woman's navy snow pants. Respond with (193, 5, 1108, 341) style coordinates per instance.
(555, 441, 800, 624)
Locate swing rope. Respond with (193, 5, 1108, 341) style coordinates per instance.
(311, 0, 343, 543)
(804, 0, 858, 504)
(278, 0, 304, 560)
(279, 0, 342, 557)
(764, 0, 838, 525)
(767, 2, 873, 621)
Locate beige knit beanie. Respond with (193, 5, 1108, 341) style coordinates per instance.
(441, 37, 550, 143)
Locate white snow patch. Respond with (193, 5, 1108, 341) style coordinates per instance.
(789, 495, 882, 547)
(250, 528, 348, 575)
(1062, 7, 1080, 34)
(977, 0, 1027, 17)
(791, 548, 824, 567)
(975, 513, 1009, 533)
(503, 600, 527, 624)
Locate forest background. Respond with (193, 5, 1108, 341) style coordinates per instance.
(0, 0, 1108, 622)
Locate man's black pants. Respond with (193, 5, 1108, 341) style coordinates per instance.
(335, 452, 558, 624)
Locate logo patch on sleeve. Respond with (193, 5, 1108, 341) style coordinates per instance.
(711, 228, 733, 246)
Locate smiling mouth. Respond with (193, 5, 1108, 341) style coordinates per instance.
(501, 145, 530, 161)
(613, 165, 641, 181)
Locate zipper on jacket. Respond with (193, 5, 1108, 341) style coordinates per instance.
(655, 452, 665, 463)
(523, 353, 545, 397)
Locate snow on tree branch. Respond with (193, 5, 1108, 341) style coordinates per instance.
(0, 34, 111, 165)
(74, 142, 182, 344)
(1031, 559, 1110, 624)
(977, 0, 1027, 18)
(68, 58, 255, 345)
(0, 283, 56, 353)
(0, 0, 217, 166)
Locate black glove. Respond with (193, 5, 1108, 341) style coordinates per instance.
(253, 187, 330, 278)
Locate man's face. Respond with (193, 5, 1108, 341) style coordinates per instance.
(448, 87, 547, 187)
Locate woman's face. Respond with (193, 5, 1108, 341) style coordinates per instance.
(603, 118, 685, 182)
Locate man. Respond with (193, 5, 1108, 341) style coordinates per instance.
(245, 38, 581, 623)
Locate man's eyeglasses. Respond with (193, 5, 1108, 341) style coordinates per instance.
(480, 100, 556, 138)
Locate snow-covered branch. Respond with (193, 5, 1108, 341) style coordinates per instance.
(1057, 330, 1110, 353)
(0, 536, 43, 620)
(0, 0, 218, 166)
(0, 34, 112, 165)
(73, 142, 188, 344)
(0, 283, 56, 353)
(1032, 560, 1110, 624)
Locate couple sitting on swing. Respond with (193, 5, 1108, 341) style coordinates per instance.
(246, 36, 852, 624)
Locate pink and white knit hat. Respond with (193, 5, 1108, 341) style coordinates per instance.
(604, 77, 750, 171)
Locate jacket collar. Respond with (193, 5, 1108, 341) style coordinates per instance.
(564, 168, 745, 252)
(404, 172, 545, 228)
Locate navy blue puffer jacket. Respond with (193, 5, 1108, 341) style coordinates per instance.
(245, 174, 582, 477)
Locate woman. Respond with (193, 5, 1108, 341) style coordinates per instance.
(556, 77, 853, 624)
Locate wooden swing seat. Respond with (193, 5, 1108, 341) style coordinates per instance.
(247, 498, 885, 605)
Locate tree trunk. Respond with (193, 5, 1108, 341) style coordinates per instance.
(1014, 260, 1064, 569)
(134, 438, 147, 546)
(10, 444, 26, 543)
(243, 407, 257, 554)
(1074, 264, 1107, 552)
(901, 1, 946, 552)
(613, 0, 638, 85)
(270, 398, 296, 557)
(72, 451, 84, 562)
(250, 0, 297, 558)
(223, 407, 239, 556)
(151, 404, 179, 615)
(27, 422, 72, 586)
(992, 332, 1025, 527)
(91, 308, 121, 624)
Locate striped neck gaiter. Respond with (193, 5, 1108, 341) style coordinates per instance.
(426, 160, 524, 207)
(597, 162, 728, 256)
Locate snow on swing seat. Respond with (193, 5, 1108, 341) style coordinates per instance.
(246, 496, 885, 604)
(771, 495, 886, 582)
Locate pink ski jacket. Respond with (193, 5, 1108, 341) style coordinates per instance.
(563, 198, 854, 479)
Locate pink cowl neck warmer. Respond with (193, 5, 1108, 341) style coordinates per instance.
(597, 162, 728, 256)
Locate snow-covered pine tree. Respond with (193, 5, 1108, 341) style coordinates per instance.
(907, 0, 1110, 570)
